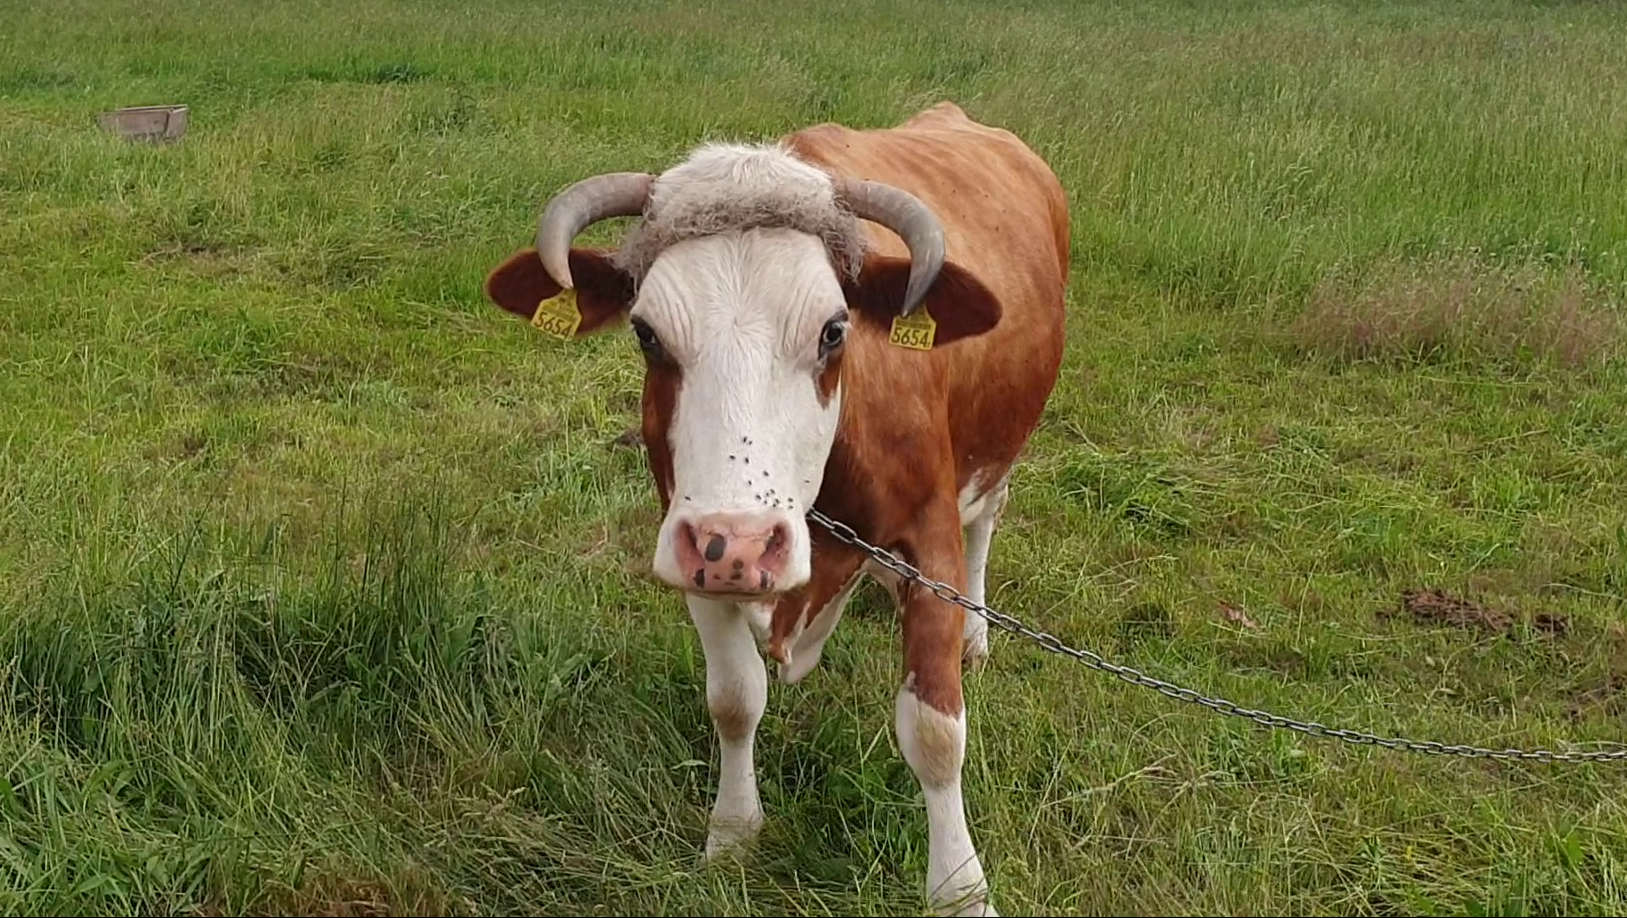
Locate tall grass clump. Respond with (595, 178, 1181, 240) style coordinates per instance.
(1278, 253, 1624, 367)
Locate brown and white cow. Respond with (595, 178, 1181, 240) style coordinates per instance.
(483, 102, 1069, 916)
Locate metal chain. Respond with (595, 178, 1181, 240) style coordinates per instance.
(806, 509, 1627, 764)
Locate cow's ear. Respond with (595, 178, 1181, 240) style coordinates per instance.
(484, 247, 634, 338)
(844, 253, 1002, 348)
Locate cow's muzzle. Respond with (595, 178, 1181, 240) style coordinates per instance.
(664, 510, 796, 596)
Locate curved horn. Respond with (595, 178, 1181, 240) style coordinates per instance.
(535, 172, 656, 289)
(832, 176, 946, 316)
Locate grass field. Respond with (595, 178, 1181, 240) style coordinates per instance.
(4, 0, 1627, 913)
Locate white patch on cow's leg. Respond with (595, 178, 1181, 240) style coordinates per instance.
(896, 680, 995, 917)
(780, 570, 861, 684)
(960, 473, 1009, 669)
(688, 595, 767, 859)
(866, 559, 904, 608)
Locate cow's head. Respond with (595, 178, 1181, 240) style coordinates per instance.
(485, 143, 1001, 598)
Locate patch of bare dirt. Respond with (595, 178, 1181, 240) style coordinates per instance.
(1388, 587, 1513, 632)
(137, 240, 262, 279)
(1381, 587, 1569, 637)
(1531, 611, 1571, 635)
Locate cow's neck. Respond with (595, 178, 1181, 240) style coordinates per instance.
(809, 336, 906, 549)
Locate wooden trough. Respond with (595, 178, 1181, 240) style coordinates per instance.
(97, 104, 189, 143)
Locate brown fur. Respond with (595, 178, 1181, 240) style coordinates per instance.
(772, 102, 1070, 715)
(640, 361, 681, 504)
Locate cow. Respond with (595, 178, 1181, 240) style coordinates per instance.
(482, 101, 1069, 917)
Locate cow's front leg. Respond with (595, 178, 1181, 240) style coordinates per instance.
(897, 523, 996, 916)
(688, 594, 767, 859)
(960, 472, 1009, 669)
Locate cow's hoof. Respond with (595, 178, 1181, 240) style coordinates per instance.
(704, 811, 763, 861)
(930, 873, 994, 917)
(937, 895, 997, 918)
(935, 894, 997, 917)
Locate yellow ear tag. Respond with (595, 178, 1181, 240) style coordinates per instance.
(888, 309, 936, 351)
(531, 287, 582, 339)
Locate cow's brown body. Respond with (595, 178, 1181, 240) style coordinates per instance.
(759, 103, 1070, 716)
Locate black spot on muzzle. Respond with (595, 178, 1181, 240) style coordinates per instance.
(704, 534, 727, 563)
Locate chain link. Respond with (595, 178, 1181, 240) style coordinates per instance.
(806, 509, 1627, 764)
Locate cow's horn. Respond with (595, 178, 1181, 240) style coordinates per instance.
(535, 172, 656, 289)
(833, 176, 947, 317)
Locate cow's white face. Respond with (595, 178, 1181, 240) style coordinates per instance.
(638, 229, 850, 597)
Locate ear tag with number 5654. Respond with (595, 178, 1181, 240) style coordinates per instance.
(531, 288, 582, 339)
(888, 309, 936, 351)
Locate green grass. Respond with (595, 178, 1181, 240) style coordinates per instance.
(4, 0, 1627, 913)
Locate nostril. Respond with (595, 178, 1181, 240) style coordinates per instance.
(764, 523, 789, 559)
(703, 532, 727, 563)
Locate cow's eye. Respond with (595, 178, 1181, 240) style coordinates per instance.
(630, 316, 660, 354)
(819, 315, 848, 358)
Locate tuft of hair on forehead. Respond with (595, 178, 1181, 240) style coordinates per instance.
(611, 142, 870, 289)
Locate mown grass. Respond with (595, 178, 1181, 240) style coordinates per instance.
(3, 0, 1627, 914)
